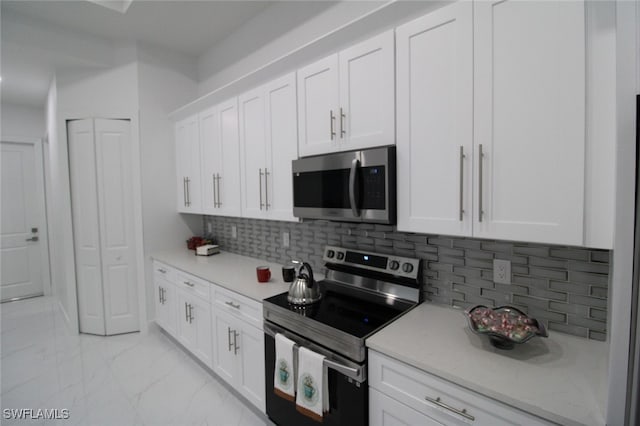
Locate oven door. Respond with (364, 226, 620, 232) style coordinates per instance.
(264, 321, 367, 426)
(292, 146, 395, 224)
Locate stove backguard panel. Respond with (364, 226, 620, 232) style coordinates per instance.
(203, 215, 611, 341)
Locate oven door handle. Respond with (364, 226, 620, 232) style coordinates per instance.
(263, 322, 366, 383)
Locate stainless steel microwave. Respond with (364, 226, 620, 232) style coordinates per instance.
(292, 146, 396, 224)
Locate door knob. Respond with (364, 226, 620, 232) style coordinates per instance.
(25, 237, 39, 242)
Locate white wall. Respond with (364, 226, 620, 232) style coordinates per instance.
(47, 46, 142, 332)
(1, 103, 45, 139)
(136, 43, 200, 321)
(197, 1, 386, 95)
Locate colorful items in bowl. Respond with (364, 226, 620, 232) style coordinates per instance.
(465, 305, 548, 350)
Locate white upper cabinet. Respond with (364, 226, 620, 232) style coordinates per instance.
(473, 0, 585, 245)
(239, 72, 298, 221)
(297, 55, 339, 156)
(200, 98, 242, 216)
(176, 115, 202, 213)
(397, 0, 587, 246)
(297, 30, 395, 157)
(396, 1, 473, 237)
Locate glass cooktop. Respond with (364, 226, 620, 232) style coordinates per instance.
(263, 284, 413, 339)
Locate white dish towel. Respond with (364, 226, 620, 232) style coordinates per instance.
(274, 333, 296, 401)
(296, 346, 329, 422)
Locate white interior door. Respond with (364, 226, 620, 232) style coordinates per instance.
(68, 118, 139, 335)
(68, 119, 105, 334)
(94, 118, 139, 335)
(1, 141, 48, 302)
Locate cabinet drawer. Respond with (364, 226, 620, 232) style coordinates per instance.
(153, 261, 175, 282)
(175, 271, 210, 302)
(369, 351, 552, 426)
(213, 285, 262, 329)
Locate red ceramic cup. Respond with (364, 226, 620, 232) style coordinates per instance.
(257, 266, 271, 283)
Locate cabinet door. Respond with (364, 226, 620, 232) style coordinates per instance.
(236, 322, 266, 413)
(264, 72, 298, 222)
(297, 54, 340, 157)
(217, 98, 242, 216)
(338, 30, 395, 151)
(370, 389, 443, 426)
(162, 281, 177, 338)
(200, 105, 222, 214)
(396, 2, 473, 236)
(239, 86, 268, 219)
(155, 278, 177, 337)
(211, 308, 238, 385)
(176, 115, 201, 213)
(474, 0, 585, 245)
(189, 295, 212, 368)
(176, 291, 197, 350)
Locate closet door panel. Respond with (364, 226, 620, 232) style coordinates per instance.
(94, 119, 139, 335)
(68, 119, 105, 335)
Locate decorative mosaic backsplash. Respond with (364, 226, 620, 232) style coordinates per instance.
(203, 216, 611, 341)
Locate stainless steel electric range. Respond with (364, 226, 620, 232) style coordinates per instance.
(263, 245, 422, 426)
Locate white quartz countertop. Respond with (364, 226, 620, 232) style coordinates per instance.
(366, 303, 608, 426)
(150, 249, 293, 302)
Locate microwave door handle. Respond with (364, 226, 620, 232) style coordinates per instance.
(349, 158, 360, 217)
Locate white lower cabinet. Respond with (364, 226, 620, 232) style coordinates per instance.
(369, 351, 552, 426)
(370, 388, 443, 426)
(212, 302, 266, 413)
(153, 260, 267, 413)
(176, 291, 213, 368)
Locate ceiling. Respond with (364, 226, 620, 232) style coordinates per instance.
(0, 0, 277, 107)
(1, 1, 275, 56)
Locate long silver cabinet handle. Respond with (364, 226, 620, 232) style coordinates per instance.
(161, 288, 165, 304)
(259, 169, 264, 210)
(183, 177, 187, 207)
(425, 396, 475, 421)
(264, 169, 270, 210)
(183, 281, 195, 287)
(340, 107, 346, 138)
(478, 144, 484, 222)
(211, 173, 218, 208)
(459, 146, 465, 221)
(188, 304, 194, 323)
(233, 330, 240, 355)
(227, 327, 234, 352)
(25, 237, 39, 242)
(185, 177, 191, 207)
(185, 302, 189, 322)
(329, 110, 336, 140)
(216, 173, 222, 207)
(225, 301, 240, 309)
(159, 287, 163, 304)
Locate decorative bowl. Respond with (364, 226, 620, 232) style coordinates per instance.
(465, 305, 548, 350)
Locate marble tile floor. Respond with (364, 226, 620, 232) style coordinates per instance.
(1, 296, 273, 426)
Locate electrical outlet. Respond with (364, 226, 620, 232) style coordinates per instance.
(231, 224, 237, 239)
(493, 259, 511, 284)
(283, 231, 290, 248)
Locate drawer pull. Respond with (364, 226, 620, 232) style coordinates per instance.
(157, 268, 167, 274)
(183, 281, 195, 287)
(425, 396, 475, 421)
(225, 301, 240, 309)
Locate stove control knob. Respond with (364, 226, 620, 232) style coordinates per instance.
(389, 260, 400, 271)
(402, 262, 414, 273)
(327, 250, 335, 259)
(336, 252, 345, 260)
